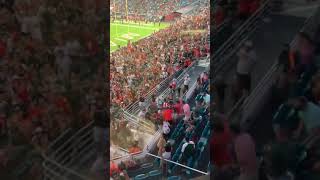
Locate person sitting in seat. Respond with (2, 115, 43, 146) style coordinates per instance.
(161, 143, 172, 176)
(181, 136, 195, 165)
(290, 97, 320, 146)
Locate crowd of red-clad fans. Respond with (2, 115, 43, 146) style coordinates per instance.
(0, 0, 106, 153)
(110, 7, 210, 109)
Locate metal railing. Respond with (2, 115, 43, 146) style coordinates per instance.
(123, 57, 208, 117)
(211, 0, 272, 79)
(42, 155, 88, 180)
(146, 153, 209, 175)
(42, 62, 209, 180)
(237, 5, 320, 128)
(124, 67, 185, 114)
(43, 122, 94, 180)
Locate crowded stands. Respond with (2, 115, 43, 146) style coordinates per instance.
(110, 7, 209, 109)
(0, 0, 106, 178)
(109, 0, 266, 179)
(110, 67, 210, 179)
(209, 3, 320, 180)
(112, 0, 200, 22)
(266, 29, 320, 180)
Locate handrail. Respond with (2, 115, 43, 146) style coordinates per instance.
(186, 79, 198, 100)
(243, 4, 320, 109)
(123, 60, 207, 123)
(43, 62, 208, 179)
(124, 60, 198, 113)
(213, 0, 270, 59)
(212, 0, 272, 78)
(123, 58, 207, 119)
(49, 122, 93, 158)
(47, 128, 72, 152)
(111, 151, 143, 161)
(227, 95, 246, 121)
(42, 154, 89, 180)
(124, 67, 183, 112)
(146, 153, 208, 175)
(238, 5, 320, 126)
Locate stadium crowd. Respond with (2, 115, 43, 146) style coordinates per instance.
(110, 68, 210, 179)
(112, 0, 199, 21)
(0, 0, 106, 178)
(111, 1, 320, 180)
(210, 15, 320, 180)
(110, 7, 210, 109)
(109, 0, 265, 179)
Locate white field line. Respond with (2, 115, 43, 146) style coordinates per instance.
(111, 23, 163, 30)
(114, 38, 128, 42)
(110, 24, 165, 52)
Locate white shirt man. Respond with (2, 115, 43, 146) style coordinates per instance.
(184, 75, 191, 86)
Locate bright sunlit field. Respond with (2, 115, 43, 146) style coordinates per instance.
(110, 21, 169, 52)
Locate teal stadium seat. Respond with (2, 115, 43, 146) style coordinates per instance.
(168, 176, 182, 180)
(134, 174, 148, 180)
(148, 169, 162, 179)
(141, 163, 153, 170)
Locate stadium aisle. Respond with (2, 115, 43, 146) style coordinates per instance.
(222, 14, 307, 112)
(68, 63, 208, 177)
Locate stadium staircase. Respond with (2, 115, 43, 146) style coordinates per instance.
(210, 0, 312, 116)
(233, 4, 320, 131)
(221, 4, 320, 179)
(126, 71, 210, 180)
(40, 0, 287, 179)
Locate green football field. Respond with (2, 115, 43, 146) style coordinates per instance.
(110, 21, 169, 52)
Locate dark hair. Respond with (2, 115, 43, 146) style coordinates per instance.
(212, 120, 224, 133)
(296, 96, 308, 110)
(118, 162, 126, 171)
(229, 123, 241, 135)
(164, 143, 171, 152)
(185, 136, 190, 142)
